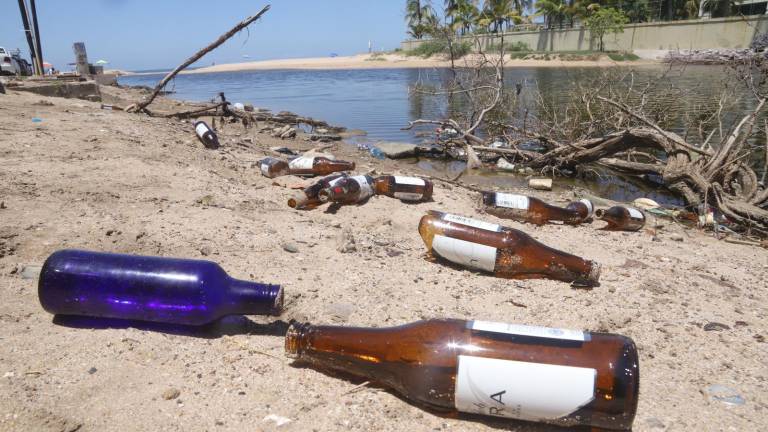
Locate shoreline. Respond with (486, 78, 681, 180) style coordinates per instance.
(181, 53, 661, 75)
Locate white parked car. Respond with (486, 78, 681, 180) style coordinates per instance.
(0, 47, 20, 76)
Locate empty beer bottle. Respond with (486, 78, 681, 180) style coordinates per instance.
(258, 157, 290, 178)
(285, 318, 639, 430)
(373, 175, 434, 202)
(481, 192, 594, 225)
(288, 155, 355, 177)
(418, 211, 600, 286)
(595, 206, 646, 231)
(318, 175, 374, 205)
(193, 120, 220, 149)
(38, 249, 283, 326)
(287, 174, 346, 210)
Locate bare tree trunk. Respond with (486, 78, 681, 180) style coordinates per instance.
(127, 5, 270, 113)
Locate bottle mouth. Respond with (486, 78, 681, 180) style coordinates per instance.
(284, 321, 309, 359)
(480, 191, 495, 206)
(594, 209, 605, 219)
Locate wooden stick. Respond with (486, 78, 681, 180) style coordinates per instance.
(128, 5, 270, 113)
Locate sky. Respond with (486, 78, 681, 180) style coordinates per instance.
(1, 0, 409, 71)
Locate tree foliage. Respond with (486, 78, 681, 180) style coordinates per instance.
(585, 7, 628, 51)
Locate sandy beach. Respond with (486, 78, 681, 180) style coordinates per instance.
(185, 53, 659, 74)
(0, 84, 765, 431)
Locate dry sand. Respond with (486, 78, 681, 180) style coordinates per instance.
(0, 86, 766, 432)
(186, 53, 659, 74)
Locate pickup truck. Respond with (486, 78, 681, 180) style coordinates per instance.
(0, 47, 19, 75)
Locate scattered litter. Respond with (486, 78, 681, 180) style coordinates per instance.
(528, 178, 552, 191)
(632, 197, 660, 209)
(31, 117, 43, 123)
(263, 414, 292, 427)
(706, 384, 745, 406)
(496, 157, 516, 172)
(20, 265, 42, 280)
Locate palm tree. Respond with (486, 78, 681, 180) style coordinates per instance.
(535, 0, 566, 28)
(406, 0, 434, 39)
(481, 0, 521, 32)
(448, 0, 480, 34)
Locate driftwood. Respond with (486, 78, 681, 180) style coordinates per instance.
(126, 6, 270, 113)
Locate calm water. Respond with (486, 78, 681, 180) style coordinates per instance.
(119, 65, 761, 205)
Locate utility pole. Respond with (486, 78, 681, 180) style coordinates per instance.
(29, 0, 44, 73)
(16, 0, 41, 75)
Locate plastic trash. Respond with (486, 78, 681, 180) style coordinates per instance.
(369, 147, 386, 159)
(32, 117, 42, 123)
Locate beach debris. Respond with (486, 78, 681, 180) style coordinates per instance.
(287, 155, 354, 177)
(308, 133, 342, 142)
(419, 211, 600, 286)
(100, 104, 123, 111)
(287, 174, 346, 209)
(282, 242, 299, 253)
(595, 206, 646, 231)
(528, 178, 553, 191)
(126, 6, 271, 113)
(244, 103, 255, 112)
(193, 120, 220, 149)
(496, 157, 516, 172)
(481, 192, 593, 225)
(283, 319, 637, 429)
(318, 175, 374, 205)
(372, 175, 433, 202)
(262, 414, 292, 427)
(20, 264, 42, 280)
(258, 157, 290, 178)
(233, 102, 245, 110)
(632, 197, 660, 210)
(32, 117, 42, 123)
(272, 124, 297, 139)
(705, 384, 745, 406)
(38, 249, 283, 325)
(162, 388, 181, 400)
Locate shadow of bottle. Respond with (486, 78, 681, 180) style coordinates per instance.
(52, 314, 291, 339)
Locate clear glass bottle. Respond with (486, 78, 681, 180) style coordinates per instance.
(286, 318, 639, 430)
(38, 249, 283, 325)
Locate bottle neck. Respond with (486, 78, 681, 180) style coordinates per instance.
(225, 278, 283, 316)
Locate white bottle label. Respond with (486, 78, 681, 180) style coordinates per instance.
(394, 191, 424, 201)
(471, 321, 585, 341)
(394, 176, 426, 186)
(443, 214, 501, 232)
(289, 156, 316, 170)
(495, 193, 529, 210)
(455, 356, 596, 421)
(579, 199, 594, 217)
(351, 175, 373, 199)
(627, 207, 644, 220)
(195, 123, 209, 137)
(327, 176, 345, 187)
(260, 162, 270, 177)
(432, 235, 497, 272)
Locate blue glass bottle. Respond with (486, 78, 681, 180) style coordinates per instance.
(38, 250, 283, 326)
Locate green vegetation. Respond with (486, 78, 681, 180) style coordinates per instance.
(487, 41, 531, 52)
(405, 40, 472, 59)
(607, 52, 640, 61)
(585, 8, 629, 51)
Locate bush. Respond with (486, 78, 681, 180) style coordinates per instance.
(405, 40, 471, 59)
(607, 52, 640, 61)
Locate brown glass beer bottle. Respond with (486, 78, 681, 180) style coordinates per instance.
(318, 175, 374, 205)
(418, 211, 600, 286)
(287, 174, 346, 210)
(286, 318, 639, 430)
(288, 155, 355, 177)
(373, 175, 434, 202)
(193, 120, 220, 149)
(481, 192, 594, 225)
(595, 206, 646, 231)
(258, 157, 290, 178)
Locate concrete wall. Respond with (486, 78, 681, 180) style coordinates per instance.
(401, 16, 768, 53)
